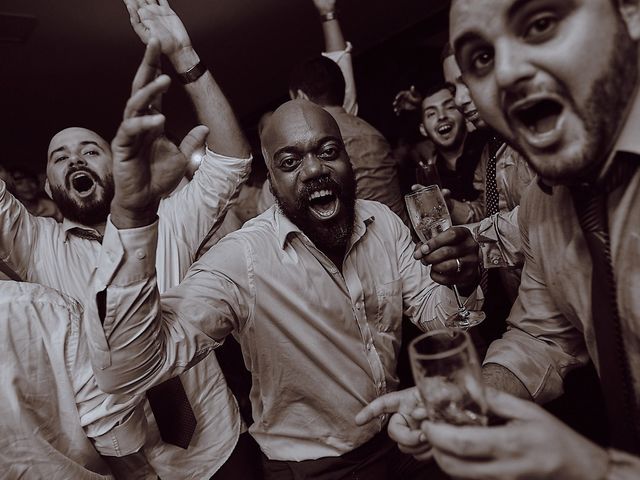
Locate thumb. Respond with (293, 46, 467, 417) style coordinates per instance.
(179, 125, 209, 158)
(484, 387, 541, 421)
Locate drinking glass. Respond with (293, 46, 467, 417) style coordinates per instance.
(405, 185, 485, 329)
(410, 329, 488, 426)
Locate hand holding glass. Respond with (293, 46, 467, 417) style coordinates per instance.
(410, 329, 488, 426)
(404, 185, 485, 329)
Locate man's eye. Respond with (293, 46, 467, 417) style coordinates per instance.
(524, 14, 557, 41)
(55, 156, 67, 163)
(319, 146, 339, 159)
(470, 50, 494, 74)
(280, 157, 300, 170)
(84, 150, 99, 156)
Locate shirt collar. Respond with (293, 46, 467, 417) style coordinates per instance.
(322, 105, 346, 116)
(62, 217, 103, 241)
(274, 201, 375, 251)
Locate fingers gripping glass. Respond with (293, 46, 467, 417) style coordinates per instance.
(404, 185, 485, 329)
(410, 329, 488, 426)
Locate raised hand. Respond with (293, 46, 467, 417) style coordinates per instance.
(312, 0, 337, 15)
(124, 0, 191, 57)
(393, 86, 423, 116)
(110, 39, 208, 228)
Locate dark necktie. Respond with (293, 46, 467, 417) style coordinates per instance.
(70, 227, 198, 448)
(146, 376, 198, 449)
(485, 137, 503, 217)
(571, 152, 640, 454)
(479, 138, 504, 294)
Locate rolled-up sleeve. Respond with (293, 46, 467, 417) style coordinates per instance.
(323, 42, 358, 116)
(483, 195, 589, 404)
(159, 148, 252, 259)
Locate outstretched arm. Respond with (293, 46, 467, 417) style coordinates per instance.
(87, 41, 238, 395)
(125, 0, 250, 158)
(313, 0, 358, 114)
(313, 0, 346, 52)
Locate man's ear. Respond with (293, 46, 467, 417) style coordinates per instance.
(44, 178, 52, 199)
(619, 0, 640, 40)
(419, 123, 429, 138)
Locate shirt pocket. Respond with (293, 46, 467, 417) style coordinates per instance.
(375, 279, 403, 332)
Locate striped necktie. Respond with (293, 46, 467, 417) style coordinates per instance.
(571, 151, 640, 454)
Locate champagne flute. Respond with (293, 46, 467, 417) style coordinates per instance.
(405, 185, 485, 329)
(410, 329, 488, 426)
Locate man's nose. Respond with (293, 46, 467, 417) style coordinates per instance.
(300, 153, 325, 180)
(494, 39, 536, 91)
(68, 154, 87, 167)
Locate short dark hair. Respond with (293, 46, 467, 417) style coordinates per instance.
(288, 56, 346, 107)
(422, 82, 454, 103)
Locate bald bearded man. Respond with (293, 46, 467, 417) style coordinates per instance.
(86, 98, 483, 479)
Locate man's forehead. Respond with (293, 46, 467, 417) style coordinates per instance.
(48, 127, 108, 156)
(262, 100, 341, 152)
(450, 0, 504, 46)
(423, 89, 454, 109)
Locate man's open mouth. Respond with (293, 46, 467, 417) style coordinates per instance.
(464, 109, 480, 124)
(308, 188, 340, 220)
(510, 95, 565, 149)
(436, 122, 453, 136)
(68, 171, 96, 197)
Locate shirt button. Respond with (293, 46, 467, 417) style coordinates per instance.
(367, 342, 373, 351)
(492, 258, 500, 265)
(135, 249, 146, 260)
(356, 302, 362, 310)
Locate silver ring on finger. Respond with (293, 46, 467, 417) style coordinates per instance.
(455, 258, 462, 273)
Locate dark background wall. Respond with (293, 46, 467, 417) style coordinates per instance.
(0, 0, 451, 177)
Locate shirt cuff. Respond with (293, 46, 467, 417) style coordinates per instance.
(97, 216, 159, 288)
(205, 144, 252, 162)
(322, 41, 353, 61)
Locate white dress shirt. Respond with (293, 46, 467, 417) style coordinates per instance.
(0, 147, 251, 478)
(86, 200, 482, 461)
(0, 281, 114, 479)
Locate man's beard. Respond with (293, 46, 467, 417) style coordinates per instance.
(577, 23, 638, 182)
(273, 173, 357, 254)
(518, 22, 638, 184)
(50, 172, 114, 226)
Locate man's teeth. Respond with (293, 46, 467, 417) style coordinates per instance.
(309, 189, 332, 201)
(437, 124, 453, 134)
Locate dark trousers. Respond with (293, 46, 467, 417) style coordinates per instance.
(261, 430, 449, 480)
(211, 432, 263, 479)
